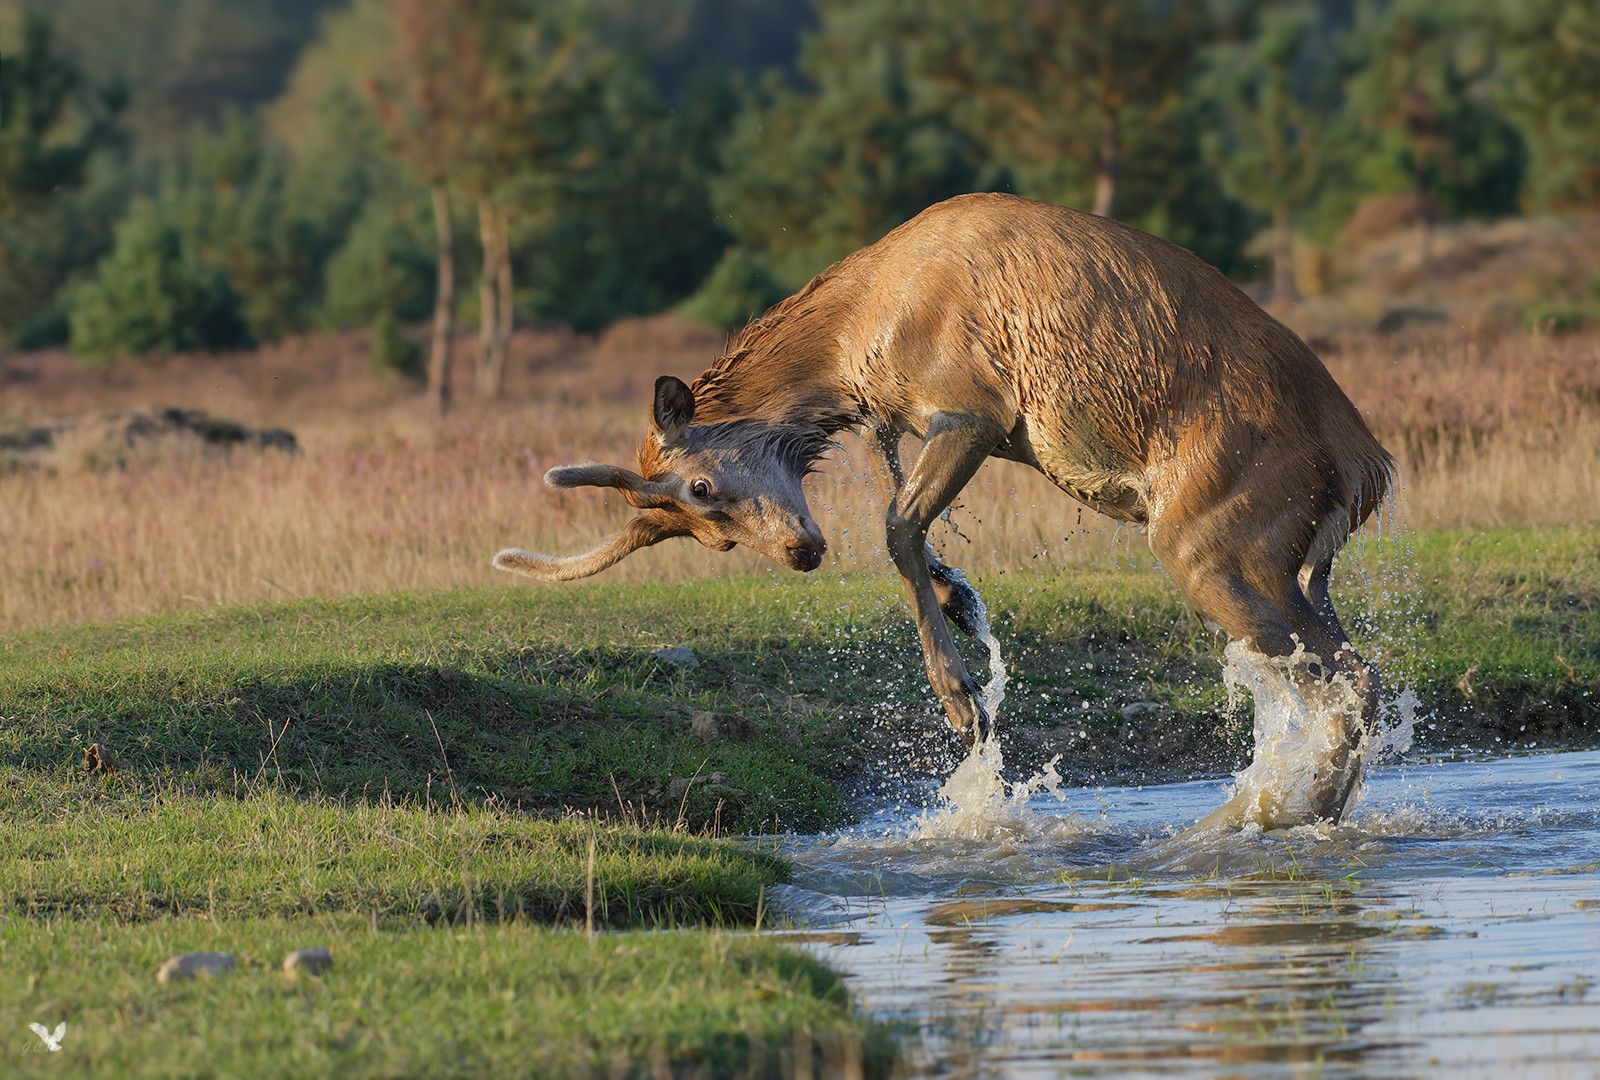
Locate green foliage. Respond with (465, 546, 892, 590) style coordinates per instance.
(1205, 7, 1334, 223)
(11, 0, 1600, 352)
(10, 0, 344, 142)
(676, 245, 788, 331)
(322, 200, 438, 328)
(1496, 0, 1600, 210)
(1346, 0, 1526, 218)
(67, 110, 362, 357)
(918, 0, 1211, 215)
(0, 12, 123, 216)
(366, 309, 424, 378)
(710, 0, 995, 292)
(524, 55, 732, 331)
(67, 205, 250, 361)
(0, 11, 128, 342)
(1115, 90, 1255, 278)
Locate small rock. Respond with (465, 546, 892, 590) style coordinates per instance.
(650, 646, 700, 668)
(82, 743, 120, 773)
(668, 771, 733, 798)
(689, 711, 756, 741)
(1120, 702, 1166, 721)
(282, 947, 333, 978)
(156, 952, 235, 984)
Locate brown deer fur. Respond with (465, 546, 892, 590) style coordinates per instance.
(495, 193, 1395, 826)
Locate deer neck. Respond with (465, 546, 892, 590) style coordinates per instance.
(690, 275, 863, 437)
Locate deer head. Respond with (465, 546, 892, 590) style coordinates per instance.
(493, 376, 827, 581)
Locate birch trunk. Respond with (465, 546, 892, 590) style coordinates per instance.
(495, 207, 513, 386)
(1272, 202, 1295, 301)
(427, 185, 455, 416)
(475, 202, 512, 400)
(1091, 108, 1120, 219)
(475, 198, 498, 400)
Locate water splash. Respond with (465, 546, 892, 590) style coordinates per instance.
(911, 739, 1088, 843)
(1193, 640, 1420, 830)
(900, 571, 1094, 843)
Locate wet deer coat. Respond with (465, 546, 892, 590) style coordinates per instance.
(495, 193, 1395, 826)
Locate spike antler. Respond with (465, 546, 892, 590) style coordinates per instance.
(543, 464, 680, 508)
(493, 514, 685, 582)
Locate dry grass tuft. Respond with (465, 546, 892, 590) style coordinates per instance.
(1324, 330, 1600, 528)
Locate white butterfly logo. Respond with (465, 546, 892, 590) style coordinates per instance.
(28, 1021, 66, 1052)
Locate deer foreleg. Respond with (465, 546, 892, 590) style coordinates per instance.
(872, 423, 987, 639)
(884, 412, 1005, 747)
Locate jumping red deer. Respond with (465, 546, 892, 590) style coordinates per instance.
(495, 193, 1394, 826)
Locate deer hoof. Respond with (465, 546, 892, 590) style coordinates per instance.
(930, 564, 986, 637)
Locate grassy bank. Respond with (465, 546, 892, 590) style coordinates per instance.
(0, 779, 890, 1076)
(1, 782, 786, 927)
(1, 914, 895, 1077)
(5, 525, 1599, 815)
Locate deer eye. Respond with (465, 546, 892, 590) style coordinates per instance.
(689, 479, 712, 501)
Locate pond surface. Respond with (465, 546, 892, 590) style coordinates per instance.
(775, 747, 1600, 1078)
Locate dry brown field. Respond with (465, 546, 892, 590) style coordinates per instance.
(3, 300, 1598, 632)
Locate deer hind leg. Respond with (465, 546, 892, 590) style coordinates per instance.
(871, 423, 988, 640)
(882, 412, 1006, 748)
(1153, 512, 1378, 826)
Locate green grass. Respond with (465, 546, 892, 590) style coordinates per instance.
(0, 780, 786, 928)
(1, 915, 896, 1078)
(1336, 527, 1600, 744)
(0, 579, 865, 833)
(0, 769, 887, 1076)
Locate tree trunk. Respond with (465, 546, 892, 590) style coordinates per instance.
(475, 198, 498, 400)
(494, 207, 513, 386)
(1272, 202, 1295, 301)
(1091, 108, 1119, 218)
(474, 201, 513, 401)
(427, 185, 456, 416)
(1413, 164, 1434, 269)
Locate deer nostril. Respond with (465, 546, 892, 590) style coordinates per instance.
(787, 544, 823, 571)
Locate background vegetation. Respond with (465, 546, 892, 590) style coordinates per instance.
(4, 0, 1598, 392)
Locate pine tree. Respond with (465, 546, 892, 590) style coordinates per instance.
(0, 12, 124, 346)
(918, 0, 1208, 219)
(1205, 4, 1339, 299)
(708, 0, 990, 292)
(1496, 0, 1600, 209)
(1347, 0, 1524, 258)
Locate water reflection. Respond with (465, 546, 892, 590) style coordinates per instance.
(776, 749, 1600, 1077)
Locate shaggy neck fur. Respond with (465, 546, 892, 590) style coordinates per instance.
(679, 268, 868, 472)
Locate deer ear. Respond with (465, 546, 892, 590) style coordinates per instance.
(652, 376, 695, 445)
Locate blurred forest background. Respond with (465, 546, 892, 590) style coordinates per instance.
(4, 0, 1598, 404)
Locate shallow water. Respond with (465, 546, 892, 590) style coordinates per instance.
(775, 748, 1600, 1078)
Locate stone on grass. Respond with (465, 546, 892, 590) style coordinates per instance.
(690, 711, 755, 741)
(156, 952, 235, 984)
(282, 947, 333, 978)
(668, 771, 747, 801)
(82, 743, 121, 772)
(650, 646, 700, 668)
